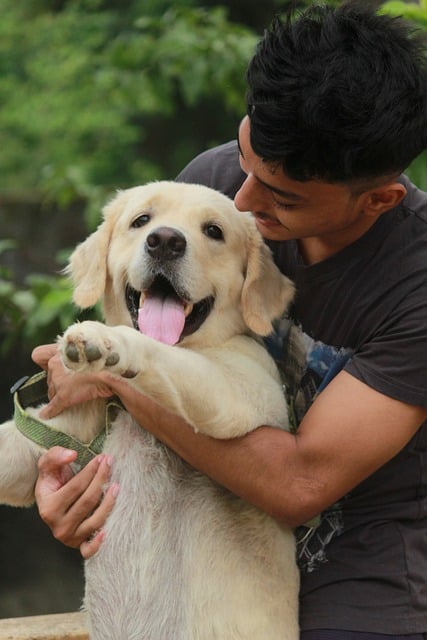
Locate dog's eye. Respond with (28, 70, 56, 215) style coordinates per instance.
(204, 223, 224, 241)
(131, 214, 151, 229)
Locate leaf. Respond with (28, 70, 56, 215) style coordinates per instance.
(380, 1, 427, 26)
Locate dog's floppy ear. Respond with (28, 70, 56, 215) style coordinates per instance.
(66, 193, 122, 308)
(241, 222, 294, 336)
(66, 223, 110, 308)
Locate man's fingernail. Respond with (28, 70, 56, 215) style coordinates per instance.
(61, 449, 76, 461)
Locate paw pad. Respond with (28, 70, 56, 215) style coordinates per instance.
(65, 342, 80, 363)
(84, 343, 102, 363)
(106, 352, 120, 366)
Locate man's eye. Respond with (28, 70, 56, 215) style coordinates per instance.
(272, 198, 296, 211)
(131, 214, 150, 228)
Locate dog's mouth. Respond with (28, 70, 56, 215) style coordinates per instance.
(125, 277, 214, 345)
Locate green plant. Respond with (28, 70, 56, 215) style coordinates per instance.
(2, 0, 427, 356)
(380, 0, 427, 190)
(0, 244, 100, 355)
(380, 1, 427, 27)
(0, 1, 258, 352)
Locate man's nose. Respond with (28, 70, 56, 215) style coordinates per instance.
(234, 174, 262, 212)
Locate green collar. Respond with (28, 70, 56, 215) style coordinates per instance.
(13, 371, 121, 467)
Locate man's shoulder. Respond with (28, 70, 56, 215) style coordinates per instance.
(176, 141, 245, 199)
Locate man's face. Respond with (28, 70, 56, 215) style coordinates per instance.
(235, 116, 367, 245)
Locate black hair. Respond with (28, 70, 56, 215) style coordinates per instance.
(246, 1, 427, 183)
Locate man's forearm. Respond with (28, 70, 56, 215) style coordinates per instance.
(107, 372, 318, 528)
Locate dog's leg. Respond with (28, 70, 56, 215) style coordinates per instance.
(0, 420, 42, 506)
(0, 397, 105, 507)
(60, 321, 288, 438)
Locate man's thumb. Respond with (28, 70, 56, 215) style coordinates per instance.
(32, 343, 58, 370)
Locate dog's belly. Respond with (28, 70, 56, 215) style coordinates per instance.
(84, 412, 299, 640)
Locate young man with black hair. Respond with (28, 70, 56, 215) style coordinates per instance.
(33, 2, 427, 637)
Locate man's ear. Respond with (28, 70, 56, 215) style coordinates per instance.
(361, 181, 407, 217)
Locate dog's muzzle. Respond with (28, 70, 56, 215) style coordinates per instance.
(124, 225, 215, 344)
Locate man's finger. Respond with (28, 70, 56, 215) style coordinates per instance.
(41, 456, 115, 547)
(36, 447, 77, 493)
(31, 343, 58, 369)
(36, 453, 109, 525)
(38, 395, 66, 420)
(73, 481, 119, 550)
(80, 529, 106, 559)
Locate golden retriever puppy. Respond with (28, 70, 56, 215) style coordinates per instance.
(0, 182, 298, 640)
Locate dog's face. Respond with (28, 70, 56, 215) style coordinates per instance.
(68, 181, 294, 347)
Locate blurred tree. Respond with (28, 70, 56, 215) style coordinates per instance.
(0, 0, 261, 215)
(0, 0, 426, 355)
(380, 0, 427, 187)
(0, 0, 265, 353)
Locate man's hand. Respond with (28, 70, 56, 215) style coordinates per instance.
(35, 447, 119, 559)
(31, 343, 120, 558)
(32, 344, 115, 419)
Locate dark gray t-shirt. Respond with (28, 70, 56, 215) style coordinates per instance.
(177, 141, 427, 634)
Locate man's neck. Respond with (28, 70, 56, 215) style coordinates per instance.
(298, 216, 381, 265)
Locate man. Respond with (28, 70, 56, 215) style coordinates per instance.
(33, 2, 427, 637)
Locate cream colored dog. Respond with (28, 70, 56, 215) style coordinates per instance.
(0, 182, 298, 639)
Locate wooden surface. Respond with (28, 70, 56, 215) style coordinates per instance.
(0, 612, 88, 640)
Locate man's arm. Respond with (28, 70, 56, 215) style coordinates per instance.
(104, 367, 427, 526)
(34, 345, 427, 533)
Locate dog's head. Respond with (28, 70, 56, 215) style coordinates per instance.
(67, 181, 294, 347)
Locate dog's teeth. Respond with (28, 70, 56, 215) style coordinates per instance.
(184, 303, 193, 318)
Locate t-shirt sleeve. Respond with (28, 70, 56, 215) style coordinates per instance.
(345, 284, 427, 409)
(345, 183, 427, 409)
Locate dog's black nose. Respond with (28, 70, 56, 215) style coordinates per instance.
(146, 227, 187, 260)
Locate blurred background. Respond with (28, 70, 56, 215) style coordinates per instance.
(1, 0, 426, 620)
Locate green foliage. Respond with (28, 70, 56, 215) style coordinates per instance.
(1, 0, 427, 354)
(0, 0, 257, 201)
(132, 8, 257, 112)
(0, 245, 100, 355)
(380, 1, 427, 27)
(380, 0, 427, 189)
(0, 0, 258, 352)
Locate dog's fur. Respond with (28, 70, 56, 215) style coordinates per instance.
(0, 182, 299, 639)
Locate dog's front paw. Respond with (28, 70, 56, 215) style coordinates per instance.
(60, 322, 137, 377)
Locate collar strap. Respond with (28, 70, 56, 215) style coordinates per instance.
(13, 372, 121, 467)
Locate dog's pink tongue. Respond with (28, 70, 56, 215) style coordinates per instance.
(138, 297, 185, 345)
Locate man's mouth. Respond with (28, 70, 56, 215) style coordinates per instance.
(253, 212, 281, 227)
(125, 276, 214, 345)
